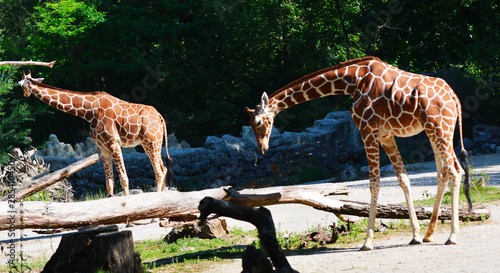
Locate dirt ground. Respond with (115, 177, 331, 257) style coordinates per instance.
(2, 153, 500, 272)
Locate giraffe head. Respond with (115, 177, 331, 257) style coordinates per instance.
(18, 71, 44, 97)
(245, 92, 275, 154)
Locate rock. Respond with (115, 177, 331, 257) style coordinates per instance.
(163, 219, 229, 244)
(242, 126, 255, 139)
(209, 179, 228, 189)
(168, 134, 182, 148)
(340, 165, 358, 181)
(117, 189, 144, 196)
(180, 140, 190, 148)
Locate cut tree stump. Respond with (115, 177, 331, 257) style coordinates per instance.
(42, 225, 142, 273)
(0, 153, 99, 202)
(198, 197, 299, 273)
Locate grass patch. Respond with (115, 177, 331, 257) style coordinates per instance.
(414, 166, 500, 207)
(136, 227, 257, 272)
(0, 253, 48, 272)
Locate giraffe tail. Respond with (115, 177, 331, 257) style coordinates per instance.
(459, 149, 472, 214)
(456, 96, 472, 214)
(163, 116, 175, 189)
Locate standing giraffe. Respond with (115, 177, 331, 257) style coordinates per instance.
(19, 72, 174, 197)
(245, 56, 472, 251)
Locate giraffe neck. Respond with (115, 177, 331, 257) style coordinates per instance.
(268, 57, 378, 114)
(26, 81, 97, 122)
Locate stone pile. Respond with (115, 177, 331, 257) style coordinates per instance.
(37, 111, 497, 199)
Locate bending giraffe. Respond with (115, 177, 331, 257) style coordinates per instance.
(19, 72, 174, 197)
(245, 56, 472, 251)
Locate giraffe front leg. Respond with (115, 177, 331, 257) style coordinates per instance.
(380, 136, 421, 245)
(361, 140, 380, 251)
(109, 143, 130, 196)
(98, 149, 115, 197)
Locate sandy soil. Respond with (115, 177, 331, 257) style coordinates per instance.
(2, 153, 500, 272)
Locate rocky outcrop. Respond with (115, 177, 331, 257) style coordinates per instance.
(36, 111, 500, 199)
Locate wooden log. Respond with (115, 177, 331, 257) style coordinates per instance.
(224, 188, 490, 221)
(0, 183, 489, 231)
(0, 154, 99, 201)
(0, 184, 348, 230)
(199, 197, 298, 273)
(0, 60, 56, 67)
(316, 199, 491, 221)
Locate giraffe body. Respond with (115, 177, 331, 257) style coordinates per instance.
(246, 57, 472, 250)
(19, 72, 174, 197)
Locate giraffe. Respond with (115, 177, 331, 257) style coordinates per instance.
(19, 72, 174, 197)
(245, 56, 472, 251)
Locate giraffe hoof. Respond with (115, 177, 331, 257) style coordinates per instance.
(409, 238, 422, 245)
(126, 222, 136, 228)
(360, 245, 373, 251)
(445, 239, 457, 245)
(107, 194, 115, 198)
(423, 237, 434, 243)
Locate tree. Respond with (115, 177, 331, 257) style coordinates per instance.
(0, 66, 33, 163)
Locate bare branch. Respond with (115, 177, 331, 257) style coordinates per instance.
(0, 60, 56, 68)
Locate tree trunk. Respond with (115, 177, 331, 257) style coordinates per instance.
(199, 197, 298, 273)
(42, 225, 142, 273)
(0, 154, 99, 202)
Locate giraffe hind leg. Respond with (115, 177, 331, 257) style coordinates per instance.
(143, 142, 167, 192)
(424, 131, 461, 245)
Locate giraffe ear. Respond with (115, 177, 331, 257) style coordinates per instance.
(260, 92, 269, 109)
(32, 78, 44, 83)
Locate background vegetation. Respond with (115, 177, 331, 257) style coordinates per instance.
(0, 0, 498, 158)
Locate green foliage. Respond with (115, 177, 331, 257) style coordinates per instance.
(0, 66, 34, 163)
(33, 0, 105, 39)
(0, 0, 498, 147)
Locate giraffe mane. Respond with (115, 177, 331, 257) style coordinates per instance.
(269, 56, 382, 97)
(28, 79, 106, 96)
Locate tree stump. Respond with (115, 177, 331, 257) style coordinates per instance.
(42, 225, 142, 273)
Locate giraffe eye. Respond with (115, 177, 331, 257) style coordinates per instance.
(255, 120, 262, 126)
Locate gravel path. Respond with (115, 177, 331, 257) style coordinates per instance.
(2, 153, 500, 272)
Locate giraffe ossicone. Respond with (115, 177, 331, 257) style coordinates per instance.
(246, 56, 472, 251)
(19, 71, 174, 197)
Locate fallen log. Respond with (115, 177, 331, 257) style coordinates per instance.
(0, 183, 490, 230)
(224, 188, 490, 221)
(0, 154, 99, 201)
(0, 60, 56, 67)
(0, 184, 348, 230)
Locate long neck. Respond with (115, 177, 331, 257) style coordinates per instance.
(268, 58, 375, 114)
(26, 81, 96, 122)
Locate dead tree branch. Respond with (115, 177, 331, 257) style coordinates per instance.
(0, 60, 56, 67)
